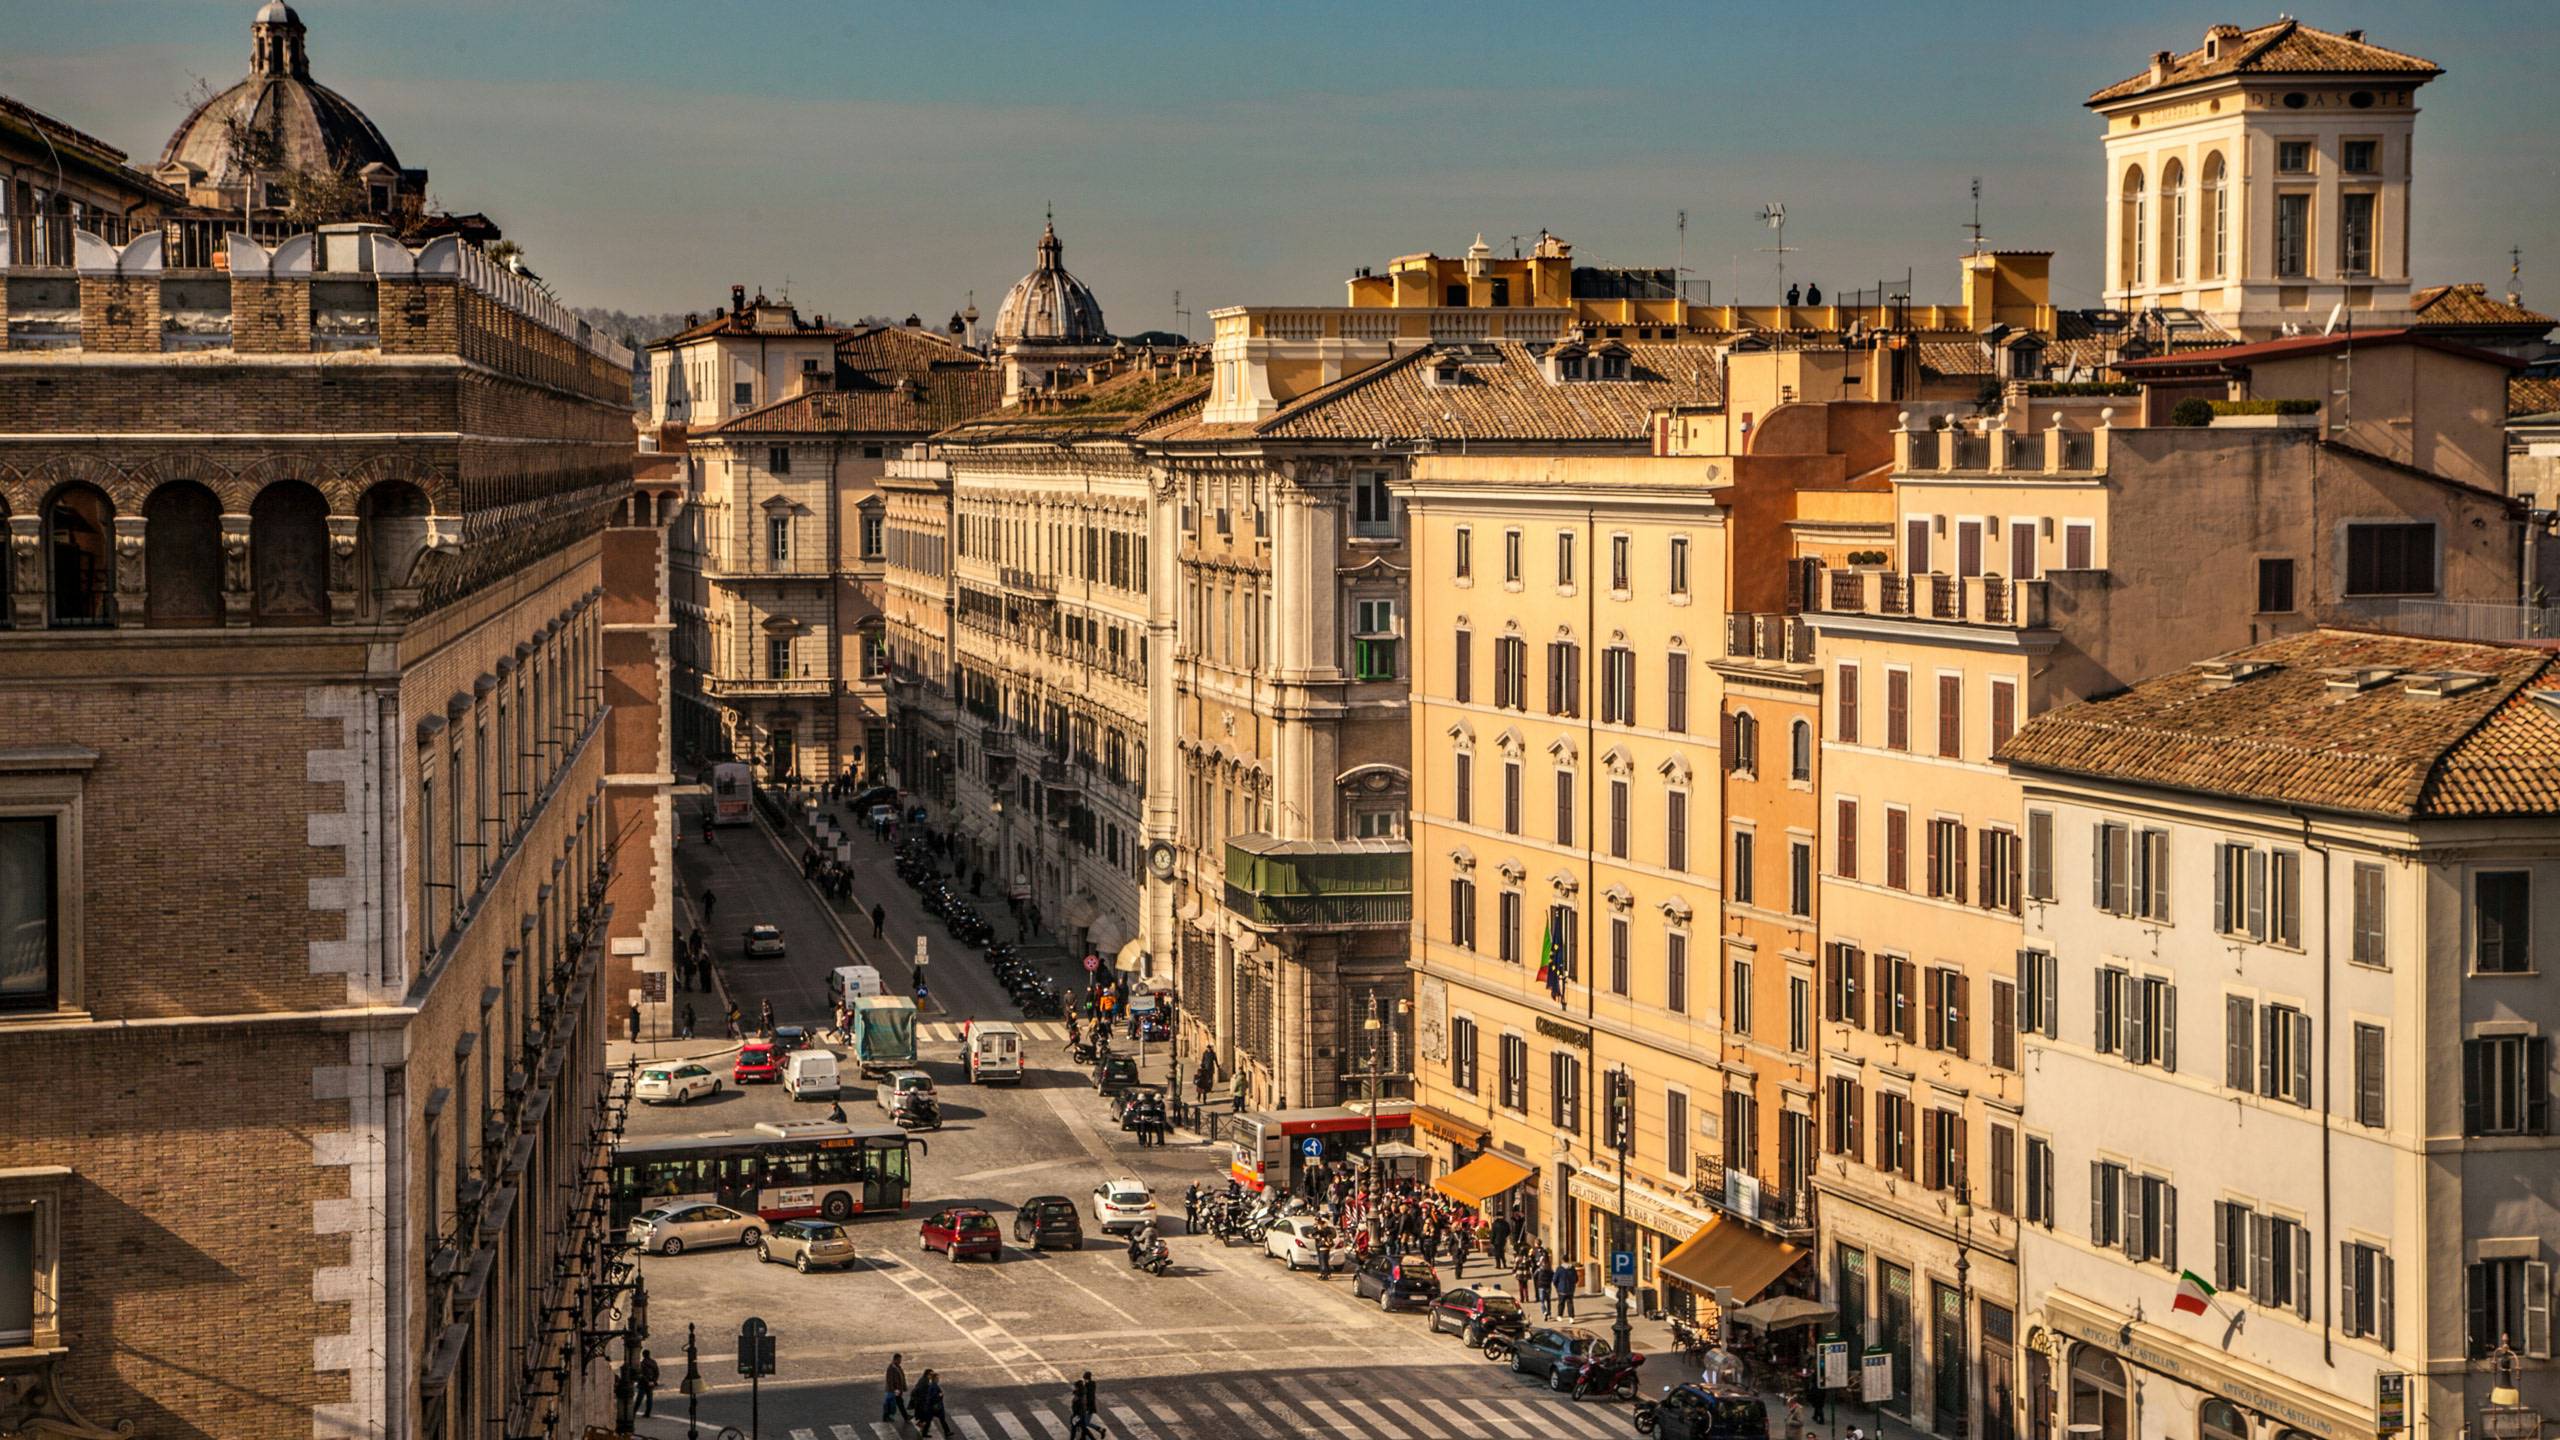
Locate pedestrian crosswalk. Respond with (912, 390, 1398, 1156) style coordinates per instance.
(762, 1378, 1636, 1440)
(918, 1020, 1073, 1044)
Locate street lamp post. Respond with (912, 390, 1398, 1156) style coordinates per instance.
(680, 1322, 704, 1440)
(1362, 991, 1382, 1191)
(1954, 1183, 1974, 1436)
(1612, 1067, 1634, 1362)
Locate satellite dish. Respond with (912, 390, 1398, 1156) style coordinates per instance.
(2321, 301, 2346, 336)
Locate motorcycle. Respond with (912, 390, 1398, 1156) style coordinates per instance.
(1136, 1237, 1172, 1276)
(1068, 1037, 1102, 1066)
(1633, 1391, 1662, 1435)
(1556, 1349, 1646, 1402)
(1480, 1333, 1517, 1364)
(893, 1095, 942, 1132)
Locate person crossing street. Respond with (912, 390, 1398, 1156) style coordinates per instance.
(1067, 1371, 1102, 1440)
(880, 1354, 908, 1426)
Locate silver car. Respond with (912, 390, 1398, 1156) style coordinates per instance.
(757, 1218, 859, 1273)
(626, 1202, 760, 1256)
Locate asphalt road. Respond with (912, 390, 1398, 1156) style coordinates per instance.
(627, 803, 1659, 1440)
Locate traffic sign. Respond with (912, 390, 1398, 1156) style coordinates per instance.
(914, 936, 929, 968)
(1609, 1250, 1636, 1284)
(1084, 952, 1101, 973)
(736, 1317, 776, 1378)
(1131, 994, 1158, 1013)
(1819, 1341, 1850, 1389)
(1301, 1137, 1324, 1158)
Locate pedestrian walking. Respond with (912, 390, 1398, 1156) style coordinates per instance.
(1450, 1228, 1471, 1280)
(625, 1004, 640, 1045)
(1534, 1258, 1555, 1318)
(1184, 1183, 1200, 1231)
(1068, 1371, 1102, 1440)
(1554, 1258, 1579, 1319)
(871, 903, 886, 939)
(1489, 1211, 1513, 1268)
(635, 1348, 658, 1416)
(758, 997, 774, 1035)
(880, 1354, 909, 1425)
(701, 889, 716, 922)
(680, 1002, 695, 1040)
(911, 1368, 952, 1438)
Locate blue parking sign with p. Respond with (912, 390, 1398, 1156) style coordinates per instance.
(1610, 1250, 1636, 1283)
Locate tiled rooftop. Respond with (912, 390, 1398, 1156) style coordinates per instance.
(2089, 19, 2440, 105)
(2411, 283, 2556, 331)
(1998, 628, 2560, 819)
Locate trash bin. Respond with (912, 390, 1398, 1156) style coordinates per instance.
(1640, 1285, 1660, 1319)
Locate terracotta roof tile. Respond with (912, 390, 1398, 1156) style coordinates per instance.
(2089, 20, 2439, 105)
(1999, 628, 2560, 819)
(936, 363, 1212, 443)
(2511, 375, 2560, 420)
(1227, 340, 1721, 444)
(2411, 283, 2556, 331)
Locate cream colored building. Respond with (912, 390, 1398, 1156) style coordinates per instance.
(657, 305, 998, 781)
(2003, 628, 2560, 1440)
(879, 452, 959, 808)
(1809, 331, 2527, 1438)
(2090, 19, 2439, 334)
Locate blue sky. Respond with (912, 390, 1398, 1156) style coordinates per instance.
(5, 1, 2553, 326)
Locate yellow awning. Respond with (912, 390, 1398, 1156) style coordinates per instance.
(1432, 1152, 1535, 1209)
(1657, 1216, 1803, 1303)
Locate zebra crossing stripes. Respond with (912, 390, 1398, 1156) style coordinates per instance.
(916, 1020, 1071, 1044)
(777, 1381, 1637, 1440)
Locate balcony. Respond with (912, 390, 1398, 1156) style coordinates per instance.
(1723, 613, 1814, 664)
(1223, 835, 1412, 930)
(703, 675, 834, 700)
(1900, 419, 2104, 476)
(1000, 567, 1055, 600)
(1818, 570, 2048, 630)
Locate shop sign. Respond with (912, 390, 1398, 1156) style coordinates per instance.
(2046, 1304, 2365, 1440)
(1535, 1016, 1591, 1049)
(1568, 1170, 1707, 1239)
(2374, 1373, 2406, 1435)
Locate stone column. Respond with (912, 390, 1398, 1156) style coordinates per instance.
(6, 516, 42, 628)
(326, 514, 361, 620)
(112, 515, 148, 628)
(219, 513, 254, 625)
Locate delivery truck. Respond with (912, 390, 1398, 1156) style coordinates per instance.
(852, 994, 918, 1077)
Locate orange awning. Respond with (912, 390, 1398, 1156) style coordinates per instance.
(1657, 1216, 1802, 1303)
(1432, 1152, 1535, 1209)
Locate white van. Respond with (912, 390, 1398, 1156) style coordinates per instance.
(783, 1048, 840, 1101)
(964, 1020, 1022, 1084)
(829, 965, 884, 1007)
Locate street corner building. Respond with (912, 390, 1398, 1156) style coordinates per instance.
(0, 8, 659, 1437)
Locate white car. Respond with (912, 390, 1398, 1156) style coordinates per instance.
(743, 924, 786, 958)
(1091, 1178, 1157, 1235)
(625, 1202, 760, 1256)
(631, 1062, 722, 1105)
(876, 1069, 937, 1113)
(1263, 1216, 1352, 1272)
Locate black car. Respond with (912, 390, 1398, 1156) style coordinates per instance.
(1426, 1286, 1527, 1344)
(1653, 1385, 1773, 1440)
(1352, 1254, 1441, 1311)
(1011, 1194, 1085, 1251)
(1508, 1326, 1607, 1383)
(1092, 1055, 1139, 1095)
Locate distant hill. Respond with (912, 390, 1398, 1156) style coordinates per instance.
(571, 308, 693, 350)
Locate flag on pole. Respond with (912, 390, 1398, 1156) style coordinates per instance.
(1535, 915, 1565, 1001)
(2172, 1270, 2216, 1316)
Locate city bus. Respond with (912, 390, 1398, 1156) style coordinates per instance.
(610, 1120, 920, 1225)
(708, 761, 753, 826)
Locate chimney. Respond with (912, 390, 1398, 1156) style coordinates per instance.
(2343, 28, 2364, 42)
(731, 284, 746, 317)
(2150, 50, 2173, 84)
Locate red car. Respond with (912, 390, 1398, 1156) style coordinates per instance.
(733, 1040, 781, 1084)
(919, 1207, 1003, 1262)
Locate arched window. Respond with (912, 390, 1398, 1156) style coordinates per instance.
(1790, 718, 1813, 781)
(250, 481, 330, 624)
(357, 481, 430, 617)
(143, 482, 224, 626)
(2067, 1347, 2129, 1440)
(2199, 1399, 2249, 1440)
(2161, 159, 2187, 283)
(2202, 152, 2229, 280)
(1727, 710, 1760, 776)
(2119, 167, 2148, 290)
(45, 484, 113, 627)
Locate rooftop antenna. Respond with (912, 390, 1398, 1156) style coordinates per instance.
(1965, 177, 1987, 254)
(2512, 244, 2525, 305)
(1757, 202, 1796, 302)
(780, 273, 793, 305)
(1173, 289, 1192, 339)
(1677, 209, 1689, 307)
(1510, 234, 1522, 259)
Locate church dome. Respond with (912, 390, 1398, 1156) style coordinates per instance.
(994, 221, 1108, 346)
(161, 3, 405, 200)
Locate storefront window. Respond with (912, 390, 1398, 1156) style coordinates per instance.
(2199, 1399, 2248, 1440)
(1933, 1282, 1968, 1434)
(1835, 1245, 1868, 1358)
(1880, 1262, 1914, 1415)
(2067, 1348, 2129, 1440)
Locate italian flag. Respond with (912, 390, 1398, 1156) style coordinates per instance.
(2172, 1270, 2216, 1316)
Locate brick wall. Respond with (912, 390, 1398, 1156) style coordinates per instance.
(230, 278, 312, 354)
(78, 277, 160, 354)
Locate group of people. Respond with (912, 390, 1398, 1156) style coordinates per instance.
(878, 1356, 1106, 1439)
(799, 845, 859, 904)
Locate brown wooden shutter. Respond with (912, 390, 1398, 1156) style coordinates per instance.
(1953, 822, 1970, 904)
(1927, 820, 1944, 897)
(1953, 974, 1972, 1059)
(1925, 967, 1946, 1049)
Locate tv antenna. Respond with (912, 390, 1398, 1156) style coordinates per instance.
(1677, 209, 1689, 306)
(1173, 289, 1192, 338)
(1757, 203, 1796, 301)
(1965, 177, 1987, 253)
